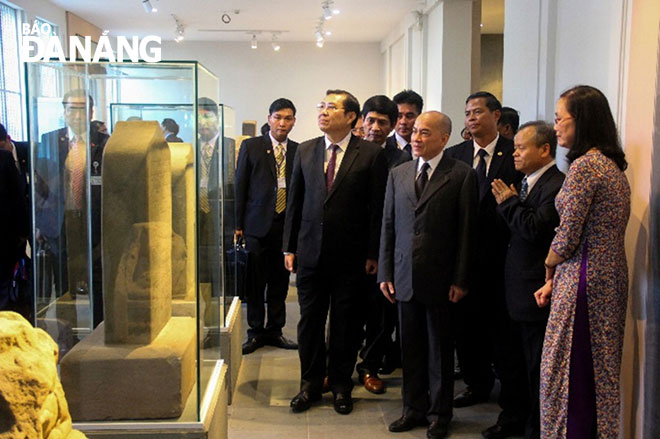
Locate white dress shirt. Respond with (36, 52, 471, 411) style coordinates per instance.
(472, 134, 499, 173)
(324, 131, 352, 178)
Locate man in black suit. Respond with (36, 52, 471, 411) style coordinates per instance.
(444, 92, 524, 428)
(0, 124, 29, 312)
(235, 98, 299, 354)
(490, 122, 564, 439)
(161, 118, 183, 142)
(355, 95, 409, 394)
(387, 90, 424, 160)
(497, 107, 520, 141)
(379, 111, 477, 439)
(36, 90, 107, 327)
(283, 89, 388, 415)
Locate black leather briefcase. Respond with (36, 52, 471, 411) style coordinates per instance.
(225, 236, 252, 301)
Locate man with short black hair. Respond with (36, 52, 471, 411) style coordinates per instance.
(390, 90, 424, 159)
(235, 98, 299, 354)
(283, 89, 388, 415)
(497, 107, 520, 140)
(490, 121, 564, 439)
(354, 95, 409, 394)
(444, 92, 524, 429)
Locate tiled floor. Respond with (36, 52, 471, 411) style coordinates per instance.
(229, 286, 514, 438)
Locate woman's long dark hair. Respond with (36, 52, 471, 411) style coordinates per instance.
(560, 85, 627, 171)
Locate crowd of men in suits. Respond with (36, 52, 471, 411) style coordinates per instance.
(235, 88, 564, 439)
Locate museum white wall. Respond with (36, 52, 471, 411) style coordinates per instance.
(620, 0, 660, 437)
(161, 40, 383, 142)
(10, 0, 66, 38)
(381, 0, 476, 146)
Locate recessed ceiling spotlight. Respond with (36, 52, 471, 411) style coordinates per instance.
(332, 9, 340, 15)
(316, 39, 324, 48)
(325, 30, 332, 36)
(271, 34, 280, 51)
(102, 29, 109, 36)
(251, 34, 258, 49)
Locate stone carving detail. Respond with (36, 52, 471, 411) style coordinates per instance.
(0, 311, 87, 439)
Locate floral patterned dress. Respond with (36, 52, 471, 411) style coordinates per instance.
(540, 150, 630, 438)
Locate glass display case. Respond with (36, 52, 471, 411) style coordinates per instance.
(26, 60, 227, 428)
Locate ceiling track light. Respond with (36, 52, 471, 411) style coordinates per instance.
(321, 0, 339, 20)
(172, 14, 185, 42)
(271, 33, 281, 51)
(251, 34, 257, 49)
(142, 0, 157, 13)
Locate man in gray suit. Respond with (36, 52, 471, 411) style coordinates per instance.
(378, 112, 478, 439)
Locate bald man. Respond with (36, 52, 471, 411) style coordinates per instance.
(378, 112, 478, 438)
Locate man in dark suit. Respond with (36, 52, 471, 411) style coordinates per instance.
(387, 89, 424, 160)
(497, 107, 520, 141)
(161, 118, 184, 142)
(444, 92, 524, 428)
(355, 95, 409, 394)
(379, 111, 477, 439)
(283, 89, 388, 415)
(490, 122, 564, 439)
(235, 98, 299, 354)
(0, 124, 29, 313)
(36, 90, 107, 327)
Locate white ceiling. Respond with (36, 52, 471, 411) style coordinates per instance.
(48, 0, 504, 43)
(49, 0, 423, 42)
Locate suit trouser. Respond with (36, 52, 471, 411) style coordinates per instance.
(297, 261, 363, 395)
(517, 319, 547, 439)
(456, 290, 528, 427)
(244, 213, 290, 339)
(357, 276, 399, 374)
(399, 297, 455, 424)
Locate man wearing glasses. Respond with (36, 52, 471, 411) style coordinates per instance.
(283, 89, 388, 415)
(235, 98, 299, 355)
(36, 89, 108, 327)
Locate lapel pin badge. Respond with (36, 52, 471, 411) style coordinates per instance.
(497, 151, 503, 156)
(267, 150, 271, 154)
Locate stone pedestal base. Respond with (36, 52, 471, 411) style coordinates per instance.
(60, 317, 195, 421)
(73, 361, 228, 439)
(220, 297, 242, 405)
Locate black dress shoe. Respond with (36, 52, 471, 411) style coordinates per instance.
(242, 337, 264, 355)
(427, 420, 449, 439)
(481, 423, 525, 439)
(266, 335, 298, 350)
(453, 388, 489, 408)
(388, 416, 428, 432)
(290, 391, 320, 413)
(333, 392, 353, 415)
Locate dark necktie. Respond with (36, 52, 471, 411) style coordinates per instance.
(326, 144, 339, 192)
(476, 148, 488, 197)
(415, 162, 430, 200)
(403, 143, 412, 157)
(519, 177, 529, 202)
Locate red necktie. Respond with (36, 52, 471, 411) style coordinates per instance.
(326, 144, 338, 191)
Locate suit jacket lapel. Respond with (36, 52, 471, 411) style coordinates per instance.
(525, 164, 558, 204)
(285, 141, 296, 182)
(326, 135, 359, 201)
(263, 135, 277, 180)
(402, 159, 418, 206)
(487, 137, 507, 179)
(416, 155, 451, 210)
(311, 138, 326, 196)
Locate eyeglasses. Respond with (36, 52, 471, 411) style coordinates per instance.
(316, 102, 344, 112)
(554, 115, 573, 125)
